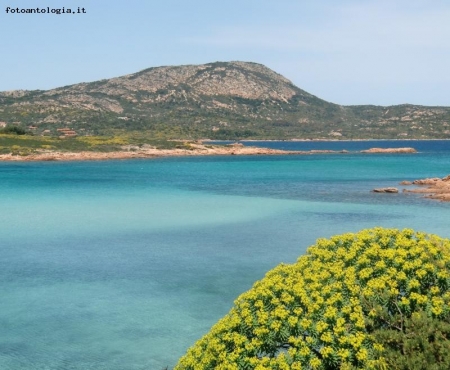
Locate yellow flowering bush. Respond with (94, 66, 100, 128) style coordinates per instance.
(175, 228, 450, 369)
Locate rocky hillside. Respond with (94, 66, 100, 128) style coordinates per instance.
(1, 61, 450, 139)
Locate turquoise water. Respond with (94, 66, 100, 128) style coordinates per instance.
(1, 143, 450, 369)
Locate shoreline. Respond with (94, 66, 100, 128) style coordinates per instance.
(203, 138, 450, 142)
(0, 145, 341, 162)
(0, 144, 417, 162)
(402, 175, 450, 202)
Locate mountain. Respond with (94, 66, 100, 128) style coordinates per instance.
(1, 61, 450, 139)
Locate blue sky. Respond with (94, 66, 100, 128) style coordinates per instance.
(1, 0, 449, 106)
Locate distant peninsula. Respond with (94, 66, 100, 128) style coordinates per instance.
(0, 141, 417, 162)
(1, 61, 450, 141)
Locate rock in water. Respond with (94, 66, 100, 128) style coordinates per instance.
(361, 148, 417, 153)
(372, 187, 399, 193)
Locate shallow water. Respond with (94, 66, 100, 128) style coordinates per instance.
(1, 143, 450, 369)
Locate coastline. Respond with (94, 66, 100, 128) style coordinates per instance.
(204, 138, 450, 142)
(402, 175, 450, 202)
(0, 144, 338, 162)
(0, 143, 417, 162)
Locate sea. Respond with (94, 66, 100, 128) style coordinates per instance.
(0, 140, 449, 369)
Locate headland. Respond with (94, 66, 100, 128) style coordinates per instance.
(0, 142, 417, 162)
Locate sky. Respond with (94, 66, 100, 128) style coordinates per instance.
(1, 0, 449, 106)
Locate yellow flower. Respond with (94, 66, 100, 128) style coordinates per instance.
(407, 278, 420, 290)
(320, 331, 333, 343)
(288, 316, 298, 327)
(430, 286, 440, 295)
(175, 228, 450, 370)
(400, 296, 410, 306)
(356, 348, 368, 361)
(320, 346, 334, 358)
(309, 357, 322, 369)
(315, 321, 328, 333)
(373, 343, 384, 352)
(299, 345, 310, 356)
(338, 348, 350, 359)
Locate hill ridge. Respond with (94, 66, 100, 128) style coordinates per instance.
(1, 61, 449, 139)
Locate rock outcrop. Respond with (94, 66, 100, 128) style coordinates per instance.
(0, 143, 424, 162)
(361, 147, 417, 154)
(0, 144, 349, 162)
(372, 188, 399, 193)
(402, 175, 450, 202)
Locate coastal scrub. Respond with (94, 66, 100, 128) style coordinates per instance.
(175, 228, 450, 369)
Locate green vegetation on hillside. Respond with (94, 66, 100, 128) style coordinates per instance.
(1, 62, 450, 140)
(176, 228, 450, 369)
(0, 132, 181, 156)
(0, 125, 27, 135)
